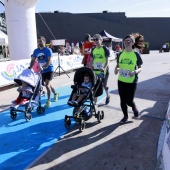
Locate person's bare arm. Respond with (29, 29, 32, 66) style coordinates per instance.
(43, 56, 52, 69)
(135, 65, 142, 74)
(29, 57, 36, 69)
(89, 56, 94, 69)
(114, 63, 119, 75)
(129, 65, 142, 77)
(104, 57, 109, 70)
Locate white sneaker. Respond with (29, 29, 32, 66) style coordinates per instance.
(73, 101, 78, 105)
(68, 100, 75, 105)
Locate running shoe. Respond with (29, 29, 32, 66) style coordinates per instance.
(132, 106, 139, 117)
(119, 116, 128, 124)
(45, 100, 51, 107)
(68, 100, 75, 105)
(54, 93, 59, 102)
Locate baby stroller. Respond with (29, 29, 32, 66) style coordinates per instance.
(64, 67, 104, 132)
(10, 69, 45, 121)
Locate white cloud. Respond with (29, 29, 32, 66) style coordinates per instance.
(121, 0, 160, 10)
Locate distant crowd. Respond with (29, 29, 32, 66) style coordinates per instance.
(46, 39, 123, 56)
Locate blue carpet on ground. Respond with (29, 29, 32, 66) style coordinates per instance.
(0, 85, 106, 170)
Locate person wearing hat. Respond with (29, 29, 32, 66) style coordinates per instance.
(114, 33, 144, 124)
(81, 34, 95, 66)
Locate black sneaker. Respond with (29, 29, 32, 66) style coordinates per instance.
(132, 107, 139, 117)
(119, 116, 128, 124)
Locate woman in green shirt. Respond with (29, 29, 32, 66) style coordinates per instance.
(89, 34, 110, 105)
(114, 33, 144, 124)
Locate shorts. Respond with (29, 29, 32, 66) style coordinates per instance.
(42, 72, 54, 82)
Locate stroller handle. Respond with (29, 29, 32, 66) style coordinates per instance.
(93, 69, 104, 80)
(93, 69, 104, 73)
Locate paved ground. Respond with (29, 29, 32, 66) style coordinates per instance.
(1, 51, 170, 170)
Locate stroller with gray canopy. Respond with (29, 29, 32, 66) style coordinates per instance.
(10, 68, 45, 121)
(64, 67, 105, 132)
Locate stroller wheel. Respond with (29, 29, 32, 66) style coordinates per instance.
(10, 110, 17, 120)
(97, 111, 103, 123)
(101, 111, 104, 119)
(64, 117, 71, 129)
(25, 113, 32, 122)
(79, 119, 85, 132)
(25, 105, 33, 112)
(36, 106, 45, 114)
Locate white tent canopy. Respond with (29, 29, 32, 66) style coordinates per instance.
(99, 30, 122, 42)
(0, 30, 8, 45)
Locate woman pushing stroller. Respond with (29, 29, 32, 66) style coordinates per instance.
(89, 34, 110, 104)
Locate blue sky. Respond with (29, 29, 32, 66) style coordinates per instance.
(0, 0, 170, 17)
(35, 0, 170, 17)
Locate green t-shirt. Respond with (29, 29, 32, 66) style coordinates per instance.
(91, 46, 110, 75)
(117, 50, 143, 83)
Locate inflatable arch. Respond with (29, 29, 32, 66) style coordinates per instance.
(4, 0, 38, 60)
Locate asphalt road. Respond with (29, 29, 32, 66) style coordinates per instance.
(1, 51, 170, 170)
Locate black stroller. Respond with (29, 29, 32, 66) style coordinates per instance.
(10, 69, 45, 121)
(64, 67, 104, 132)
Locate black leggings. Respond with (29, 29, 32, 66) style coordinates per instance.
(118, 80, 137, 117)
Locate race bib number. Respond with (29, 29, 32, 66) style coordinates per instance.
(119, 69, 130, 78)
(94, 62, 104, 69)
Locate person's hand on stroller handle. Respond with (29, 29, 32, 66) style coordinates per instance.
(93, 68, 104, 72)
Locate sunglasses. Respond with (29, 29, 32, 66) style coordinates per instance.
(124, 40, 132, 43)
(93, 38, 100, 41)
(37, 40, 43, 43)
